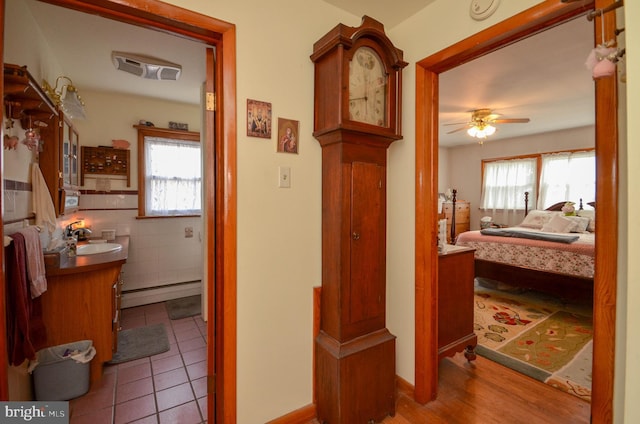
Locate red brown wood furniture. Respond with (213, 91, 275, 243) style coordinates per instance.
(311, 16, 407, 424)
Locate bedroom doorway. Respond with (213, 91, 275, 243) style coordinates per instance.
(414, 1, 619, 423)
(0, 1, 237, 422)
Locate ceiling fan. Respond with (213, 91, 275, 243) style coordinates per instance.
(445, 108, 530, 142)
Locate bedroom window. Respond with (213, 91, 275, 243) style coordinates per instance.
(136, 126, 202, 217)
(480, 157, 536, 211)
(537, 150, 595, 209)
(480, 149, 596, 213)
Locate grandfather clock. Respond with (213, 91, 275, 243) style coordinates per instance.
(311, 16, 407, 423)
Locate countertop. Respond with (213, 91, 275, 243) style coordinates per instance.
(45, 235, 129, 276)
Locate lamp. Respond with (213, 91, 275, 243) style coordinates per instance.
(42, 76, 86, 119)
(467, 122, 496, 143)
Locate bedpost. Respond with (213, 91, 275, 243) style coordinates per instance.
(524, 191, 529, 216)
(450, 189, 457, 243)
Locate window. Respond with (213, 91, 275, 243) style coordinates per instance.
(538, 150, 595, 209)
(136, 126, 201, 217)
(480, 157, 536, 212)
(480, 149, 595, 213)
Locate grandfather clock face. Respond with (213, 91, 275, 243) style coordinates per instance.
(348, 46, 388, 127)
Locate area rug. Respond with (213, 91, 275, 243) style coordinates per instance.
(474, 283, 593, 401)
(107, 323, 169, 364)
(166, 295, 201, 320)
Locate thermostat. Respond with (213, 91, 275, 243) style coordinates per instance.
(470, 0, 500, 21)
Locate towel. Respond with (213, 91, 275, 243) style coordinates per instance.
(4, 232, 47, 365)
(31, 162, 57, 234)
(17, 226, 48, 298)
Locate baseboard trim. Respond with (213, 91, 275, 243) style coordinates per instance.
(121, 281, 201, 308)
(265, 404, 317, 424)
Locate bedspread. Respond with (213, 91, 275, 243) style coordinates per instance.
(456, 227, 594, 278)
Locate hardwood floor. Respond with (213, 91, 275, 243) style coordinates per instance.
(311, 353, 590, 424)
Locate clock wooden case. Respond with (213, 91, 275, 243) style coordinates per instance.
(311, 16, 407, 424)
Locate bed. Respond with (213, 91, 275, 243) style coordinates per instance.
(453, 194, 595, 300)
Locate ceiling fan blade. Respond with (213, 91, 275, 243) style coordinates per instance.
(446, 126, 469, 134)
(443, 121, 471, 126)
(493, 118, 530, 124)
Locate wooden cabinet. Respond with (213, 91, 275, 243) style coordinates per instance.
(41, 264, 123, 384)
(438, 246, 477, 360)
(3, 64, 81, 217)
(442, 200, 470, 243)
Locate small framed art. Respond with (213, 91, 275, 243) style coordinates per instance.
(247, 99, 272, 138)
(277, 118, 299, 154)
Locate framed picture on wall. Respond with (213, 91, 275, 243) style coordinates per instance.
(277, 118, 299, 154)
(247, 99, 272, 138)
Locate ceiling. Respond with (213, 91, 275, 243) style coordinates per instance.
(19, 1, 595, 147)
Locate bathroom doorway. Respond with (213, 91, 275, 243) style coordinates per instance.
(0, 0, 238, 422)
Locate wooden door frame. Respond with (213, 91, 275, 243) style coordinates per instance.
(0, 1, 237, 423)
(414, 1, 618, 423)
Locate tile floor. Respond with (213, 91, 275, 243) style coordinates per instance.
(68, 301, 208, 424)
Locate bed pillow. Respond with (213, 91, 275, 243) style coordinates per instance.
(541, 214, 577, 233)
(565, 215, 591, 233)
(577, 210, 596, 232)
(519, 210, 562, 229)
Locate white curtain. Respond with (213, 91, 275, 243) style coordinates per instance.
(537, 150, 595, 209)
(145, 136, 202, 215)
(480, 158, 536, 225)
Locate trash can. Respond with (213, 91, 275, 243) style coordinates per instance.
(31, 340, 96, 401)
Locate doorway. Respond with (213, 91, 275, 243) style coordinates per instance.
(0, 1, 237, 423)
(414, 2, 618, 423)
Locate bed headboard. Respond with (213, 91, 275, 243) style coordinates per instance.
(524, 193, 587, 216)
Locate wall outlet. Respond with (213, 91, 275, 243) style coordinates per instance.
(185, 227, 194, 238)
(279, 166, 291, 188)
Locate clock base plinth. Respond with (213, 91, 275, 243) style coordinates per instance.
(315, 328, 396, 424)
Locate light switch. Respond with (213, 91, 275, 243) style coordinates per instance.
(279, 166, 291, 188)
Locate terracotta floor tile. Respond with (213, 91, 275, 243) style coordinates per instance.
(174, 327, 202, 342)
(70, 385, 115, 416)
(155, 382, 195, 411)
(129, 415, 159, 424)
(151, 354, 184, 375)
(186, 361, 207, 381)
(154, 367, 189, 391)
(197, 397, 207, 420)
(191, 376, 207, 399)
(117, 362, 152, 386)
(114, 393, 156, 423)
(116, 376, 154, 404)
(158, 400, 203, 424)
(178, 337, 206, 354)
(151, 342, 180, 360)
(70, 405, 113, 424)
(171, 319, 198, 333)
(182, 347, 206, 366)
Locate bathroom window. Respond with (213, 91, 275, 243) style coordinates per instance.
(136, 126, 202, 217)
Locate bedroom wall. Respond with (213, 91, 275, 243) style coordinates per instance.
(444, 125, 595, 229)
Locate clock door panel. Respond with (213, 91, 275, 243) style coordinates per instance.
(348, 161, 385, 328)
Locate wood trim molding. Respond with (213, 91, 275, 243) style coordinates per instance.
(415, 1, 617, 424)
(0, 1, 238, 423)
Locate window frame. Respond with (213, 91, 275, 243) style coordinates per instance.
(480, 147, 595, 211)
(136, 125, 202, 218)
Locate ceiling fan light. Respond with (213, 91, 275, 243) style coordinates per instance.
(467, 124, 496, 139)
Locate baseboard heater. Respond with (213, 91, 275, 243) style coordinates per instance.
(121, 280, 201, 309)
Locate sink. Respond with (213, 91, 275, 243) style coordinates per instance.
(76, 243, 122, 256)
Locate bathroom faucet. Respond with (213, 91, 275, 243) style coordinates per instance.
(65, 221, 84, 238)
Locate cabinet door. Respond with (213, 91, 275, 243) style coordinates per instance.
(348, 161, 385, 328)
(70, 125, 79, 187)
(62, 119, 71, 187)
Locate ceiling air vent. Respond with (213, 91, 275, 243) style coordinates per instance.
(111, 52, 182, 80)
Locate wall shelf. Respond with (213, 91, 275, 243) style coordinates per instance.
(81, 146, 130, 186)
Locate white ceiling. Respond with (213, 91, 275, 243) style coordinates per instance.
(19, 0, 595, 147)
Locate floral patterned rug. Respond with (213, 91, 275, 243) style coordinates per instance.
(474, 280, 593, 401)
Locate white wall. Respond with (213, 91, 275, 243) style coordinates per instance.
(445, 125, 594, 229)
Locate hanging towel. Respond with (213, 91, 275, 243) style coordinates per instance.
(31, 162, 57, 234)
(17, 226, 48, 298)
(4, 232, 47, 366)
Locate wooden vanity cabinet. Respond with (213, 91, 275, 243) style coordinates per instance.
(40, 264, 123, 384)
